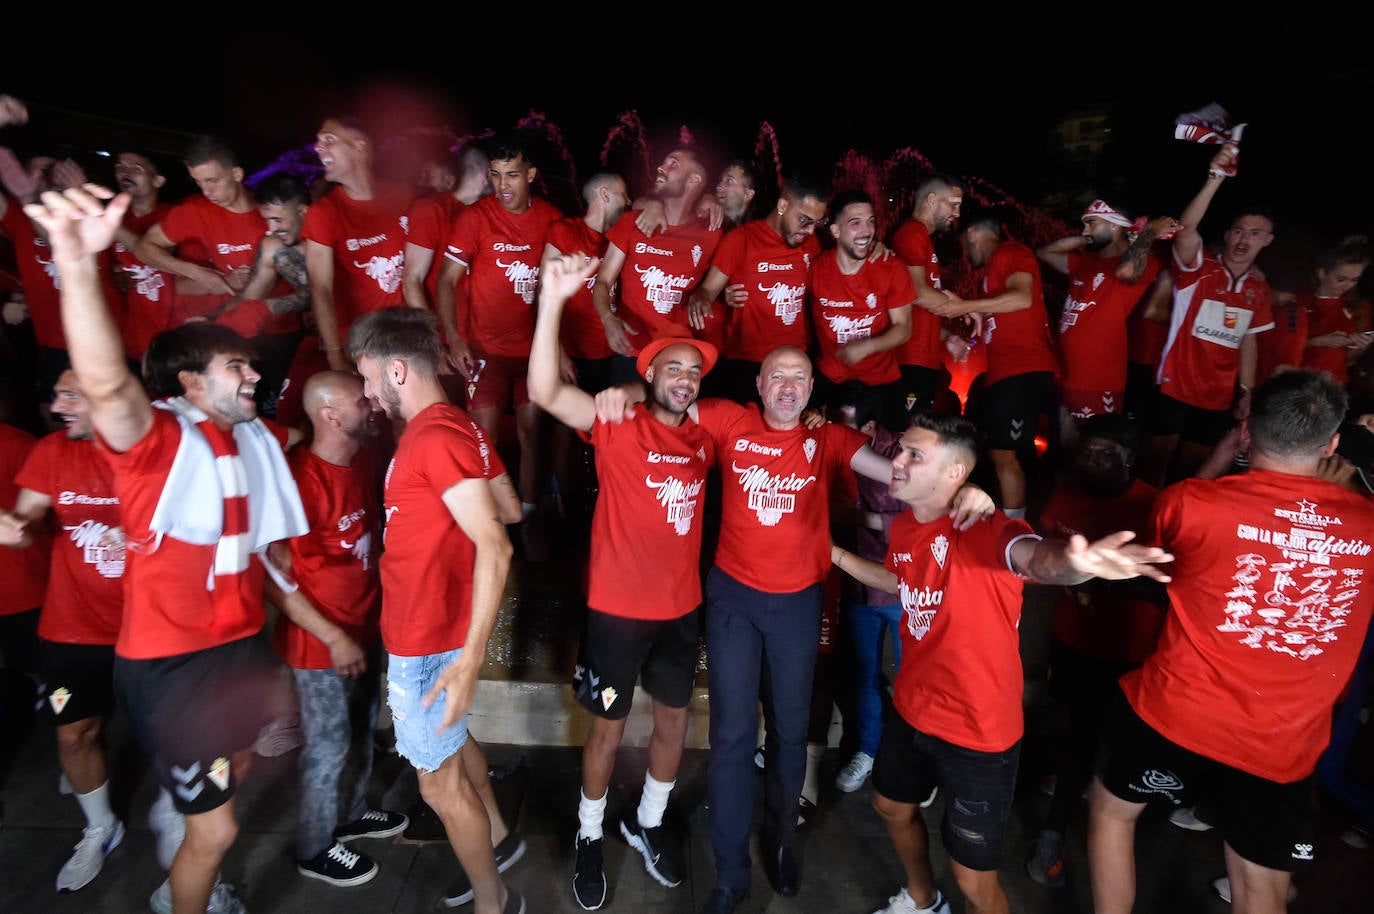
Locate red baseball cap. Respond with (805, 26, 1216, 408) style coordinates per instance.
(635, 337, 718, 380)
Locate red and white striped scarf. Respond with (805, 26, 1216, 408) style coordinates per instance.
(195, 416, 252, 578)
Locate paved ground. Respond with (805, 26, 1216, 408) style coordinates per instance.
(2, 536, 1371, 913)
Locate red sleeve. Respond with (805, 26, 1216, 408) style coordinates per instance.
(407, 196, 448, 252)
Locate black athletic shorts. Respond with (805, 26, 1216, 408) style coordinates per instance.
(572, 606, 700, 720)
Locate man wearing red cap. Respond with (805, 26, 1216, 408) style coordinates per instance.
(1037, 200, 1178, 434)
(530, 253, 717, 909)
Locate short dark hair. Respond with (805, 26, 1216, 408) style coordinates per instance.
(829, 189, 873, 217)
(721, 158, 756, 191)
(254, 171, 311, 208)
(1230, 205, 1278, 235)
(486, 132, 533, 167)
(183, 135, 238, 171)
(1248, 369, 1346, 461)
(346, 306, 444, 376)
(914, 172, 964, 206)
(142, 324, 256, 398)
(909, 409, 981, 473)
(781, 170, 828, 207)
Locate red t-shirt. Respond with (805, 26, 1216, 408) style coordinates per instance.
(696, 400, 867, 591)
(1123, 470, 1374, 782)
(18, 433, 124, 644)
(301, 184, 412, 335)
(1059, 250, 1162, 392)
(1301, 293, 1357, 384)
(713, 220, 819, 361)
(114, 203, 177, 359)
(444, 195, 561, 357)
(974, 241, 1058, 386)
(380, 403, 505, 655)
(889, 218, 945, 370)
(809, 250, 914, 385)
(583, 411, 714, 619)
(274, 448, 381, 670)
(887, 510, 1038, 752)
(1, 196, 122, 349)
(546, 217, 613, 360)
(604, 215, 721, 352)
(0, 424, 50, 615)
(158, 195, 264, 274)
(1255, 295, 1309, 384)
(1038, 480, 1165, 665)
(99, 410, 281, 659)
(1157, 248, 1275, 410)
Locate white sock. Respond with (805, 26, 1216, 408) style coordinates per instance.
(1004, 507, 1026, 519)
(801, 742, 824, 805)
(75, 780, 116, 829)
(637, 773, 675, 829)
(577, 788, 607, 841)
(150, 786, 175, 819)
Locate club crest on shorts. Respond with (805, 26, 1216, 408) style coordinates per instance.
(49, 686, 72, 715)
(600, 686, 618, 711)
(208, 757, 231, 791)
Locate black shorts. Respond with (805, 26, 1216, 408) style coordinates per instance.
(0, 606, 41, 676)
(115, 634, 290, 814)
(1096, 690, 1316, 871)
(979, 371, 1054, 452)
(872, 708, 1021, 871)
(898, 364, 943, 414)
(1148, 393, 1235, 447)
(572, 357, 613, 397)
(572, 607, 700, 720)
(38, 639, 116, 724)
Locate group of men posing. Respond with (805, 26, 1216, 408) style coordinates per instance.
(2, 92, 1372, 914)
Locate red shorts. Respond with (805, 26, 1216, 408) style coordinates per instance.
(1061, 387, 1125, 421)
(465, 352, 530, 413)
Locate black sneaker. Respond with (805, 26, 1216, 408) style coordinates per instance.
(443, 830, 528, 907)
(619, 809, 683, 888)
(297, 840, 379, 886)
(572, 834, 606, 910)
(335, 809, 409, 842)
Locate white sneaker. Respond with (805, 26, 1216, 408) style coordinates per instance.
(56, 820, 125, 892)
(150, 878, 246, 914)
(1168, 805, 1214, 831)
(836, 751, 875, 792)
(872, 886, 949, 914)
(148, 800, 185, 871)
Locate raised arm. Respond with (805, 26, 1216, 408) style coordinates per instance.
(425, 476, 514, 731)
(1117, 216, 1180, 283)
(1036, 234, 1088, 276)
(1173, 145, 1237, 268)
(529, 252, 600, 431)
(25, 186, 151, 451)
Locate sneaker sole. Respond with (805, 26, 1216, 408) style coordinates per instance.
(441, 838, 527, 907)
(336, 822, 409, 842)
(296, 861, 379, 887)
(619, 821, 682, 888)
(836, 776, 868, 793)
(572, 871, 607, 910)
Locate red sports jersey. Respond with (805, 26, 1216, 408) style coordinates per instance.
(696, 399, 867, 592)
(1255, 295, 1310, 383)
(713, 220, 819, 361)
(274, 448, 381, 670)
(1157, 248, 1274, 410)
(301, 184, 412, 335)
(18, 433, 124, 644)
(889, 218, 945, 370)
(1059, 250, 1161, 392)
(1301, 293, 1357, 384)
(604, 215, 721, 351)
(547, 217, 613, 360)
(99, 410, 278, 659)
(975, 241, 1058, 386)
(1124, 470, 1374, 782)
(582, 411, 714, 619)
(380, 403, 505, 656)
(114, 203, 177, 359)
(2, 197, 123, 349)
(444, 195, 560, 357)
(158, 195, 264, 274)
(0, 424, 49, 615)
(1038, 480, 1164, 665)
(887, 510, 1038, 752)
(809, 250, 914, 385)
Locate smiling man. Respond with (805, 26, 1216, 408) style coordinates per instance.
(25, 183, 311, 914)
(830, 411, 1171, 914)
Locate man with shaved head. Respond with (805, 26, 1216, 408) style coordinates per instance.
(531, 253, 717, 908)
(269, 369, 409, 887)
